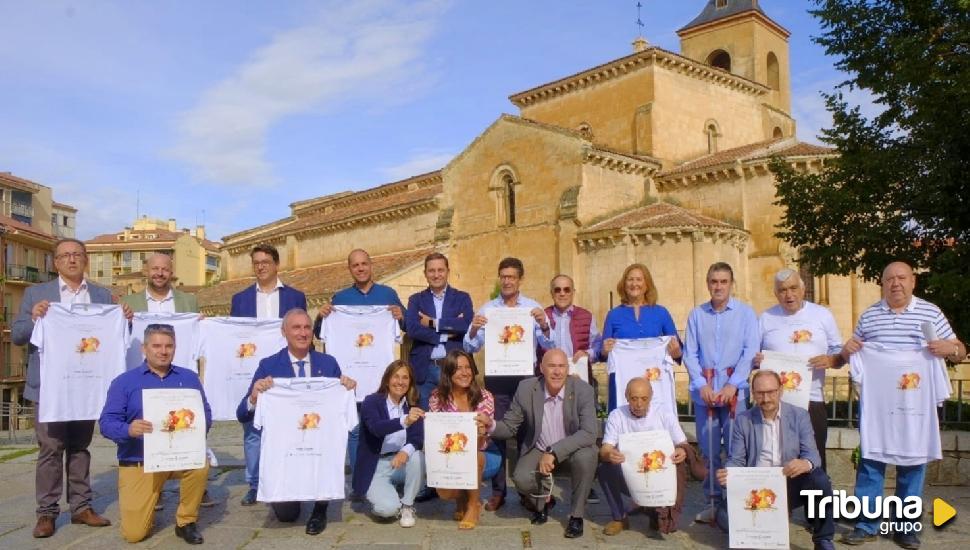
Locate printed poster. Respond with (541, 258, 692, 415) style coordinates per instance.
(142, 389, 207, 473)
(727, 466, 789, 549)
(760, 350, 812, 410)
(618, 429, 677, 507)
(424, 412, 479, 490)
(484, 307, 535, 376)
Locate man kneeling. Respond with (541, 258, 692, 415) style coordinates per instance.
(715, 370, 835, 550)
(100, 324, 212, 544)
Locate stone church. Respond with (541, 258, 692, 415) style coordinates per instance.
(197, 0, 879, 339)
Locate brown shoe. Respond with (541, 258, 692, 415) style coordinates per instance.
(33, 516, 56, 538)
(71, 508, 111, 527)
(603, 518, 629, 536)
(484, 494, 505, 512)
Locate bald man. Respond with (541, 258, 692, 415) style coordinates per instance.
(121, 253, 197, 314)
(840, 261, 965, 548)
(597, 378, 688, 539)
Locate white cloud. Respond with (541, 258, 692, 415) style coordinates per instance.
(791, 72, 885, 144)
(379, 150, 454, 181)
(170, 0, 448, 187)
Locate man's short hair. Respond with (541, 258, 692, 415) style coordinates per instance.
(751, 369, 782, 388)
(549, 274, 574, 291)
(282, 308, 311, 325)
(424, 252, 449, 270)
(250, 244, 279, 264)
(54, 238, 87, 255)
(144, 323, 176, 342)
(347, 248, 370, 264)
(707, 261, 734, 281)
(498, 257, 524, 278)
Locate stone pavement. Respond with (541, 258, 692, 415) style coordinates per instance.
(1, 422, 967, 549)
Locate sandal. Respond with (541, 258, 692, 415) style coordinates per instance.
(459, 499, 481, 530)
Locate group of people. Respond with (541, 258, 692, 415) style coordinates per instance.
(14, 238, 965, 549)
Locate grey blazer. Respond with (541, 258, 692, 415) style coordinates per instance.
(12, 279, 115, 402)
(726, 401, 823, 470)
(492, 376, 598, 462)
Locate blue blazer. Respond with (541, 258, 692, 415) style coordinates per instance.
(351, 391, 424, 496)
(404, 287, 474, 384)
(229, 284, 307, 318)
(11, 279, 115, 402)
(236, 348, 342, 423)
(726, 401, 823, 470)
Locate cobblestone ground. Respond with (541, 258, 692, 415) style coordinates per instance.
(1, 422, 966, 549)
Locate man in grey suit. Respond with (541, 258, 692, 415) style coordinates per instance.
(489, 349, 598, 539)
(120, 253, 197, 313)
(715, 370, 836, 550)
(12, 238, 132, 538)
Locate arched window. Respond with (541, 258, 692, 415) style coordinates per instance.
(799, 261, 816, 303)
(773, 126, 783, 139)
(766, 52, 780, 90)
(503, 173, 516, 226)
(490, 166, 519, 227)
(707, 49, 731, 72)
(705, 120, 721, 154)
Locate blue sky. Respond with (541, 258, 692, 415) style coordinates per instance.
(0, 1, 870, 241)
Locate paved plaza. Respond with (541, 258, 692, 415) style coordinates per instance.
(0, 422, 967, 549)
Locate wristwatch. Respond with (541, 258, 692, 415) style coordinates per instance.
(428, 318, 435, 330)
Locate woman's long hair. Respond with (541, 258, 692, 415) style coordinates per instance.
(434, 349, 483, 410)
(376, 359, 419, 406)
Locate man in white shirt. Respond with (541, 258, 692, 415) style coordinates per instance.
(12, 238, 133, 538)
(840, 262, 966, 549)
(120, 253, 198, 314)
(715, 370, 835, 550)
(597, 378, 687, 539)
(755, 268, 843, 471)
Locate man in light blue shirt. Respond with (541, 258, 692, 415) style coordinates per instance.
(463, 257, 553, 511)
(683, 262, 759, 523)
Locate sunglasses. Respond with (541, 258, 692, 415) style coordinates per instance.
(553, 287, 572, 294)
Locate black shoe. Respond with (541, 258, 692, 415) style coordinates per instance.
(894, 532, 920, 549)
(175, 522, 204, 544)
(530, 499, 549, 526)
(240, 488, 257, 506)
(841, 528, 877, 545)
(564, 517, 584, 538)
(414, 488, 437, 503)
(586, 489, 600, 504)
(306, 514, 327, 535)
(814, 540, 836, 550)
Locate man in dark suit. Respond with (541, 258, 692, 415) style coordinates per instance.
(230, 243, 308, 506)
(12, 238, 133, 538)
(237, 309, 356, 535)
(489, 349, 599, 539)
(715, 370, 836, 550)
(404, 252, 474, 409)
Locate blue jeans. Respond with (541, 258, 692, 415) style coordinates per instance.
(347, 404, 362, 478)
(418, 363, 441, 410)
(366, 451, 426, 518)
(243, 420, 260, 490)
(853, 458, 926, 535)
(695, 395, 747, 501)
(482, 444, 502, 482)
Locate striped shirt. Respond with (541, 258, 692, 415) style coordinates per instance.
(853, 297, 955, 346)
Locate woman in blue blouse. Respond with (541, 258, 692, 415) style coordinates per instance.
(600, 263, 682, 410)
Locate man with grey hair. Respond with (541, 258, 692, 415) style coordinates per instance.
(754, 268, 843, 472)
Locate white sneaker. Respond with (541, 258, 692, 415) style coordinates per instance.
(695, 505, 716, 524)
(399, 505, 416, 528)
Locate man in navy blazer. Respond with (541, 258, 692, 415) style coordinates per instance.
(12, 238, 131, 538)
(237, 309, 356, 535)
(230, 243, 308, 506)
(405, 252, 474, 409)
(715, 370, 835, 550)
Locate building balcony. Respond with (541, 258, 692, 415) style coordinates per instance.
(5, 264, 56, 284)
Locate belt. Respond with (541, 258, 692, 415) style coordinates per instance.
(119, 460, 144, 467)
(380, 451, 399, 458)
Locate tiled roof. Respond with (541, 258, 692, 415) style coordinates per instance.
(0, 214, 57, 242)
(579, 202, 739, 235)
(196, 247, 433, 309)
(657, 139, 836, 178)
(0, 172, 45, 193)
(678, 1, 769, 34)
(86, 229, 185, 245)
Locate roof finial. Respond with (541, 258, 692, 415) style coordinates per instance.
(633, 1, 649, 52)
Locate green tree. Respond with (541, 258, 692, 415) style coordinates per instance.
(771, 0, 970, 341)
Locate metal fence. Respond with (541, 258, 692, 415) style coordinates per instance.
(0, 401, 34, 442)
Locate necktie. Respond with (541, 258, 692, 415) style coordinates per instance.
(297, 360, 306, 377)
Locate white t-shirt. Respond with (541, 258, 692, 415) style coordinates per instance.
(127, 312, 200, 372)
(850, 342, 950, 465)
(254, 377, 358, 502)
(759, 302, 843, 402)
(319, 306, 401, 402)
(608, 337, 677, 418)
(603, 403, 687, 448)
(195, 317, 286, 421)
(31, 303, 127, 422)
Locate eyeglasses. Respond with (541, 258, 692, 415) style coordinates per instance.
(56, 252, 85, 260)
(752, 389, 780, 398)
(252, 260, 274, 267)
(553, 287, 572, 294)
